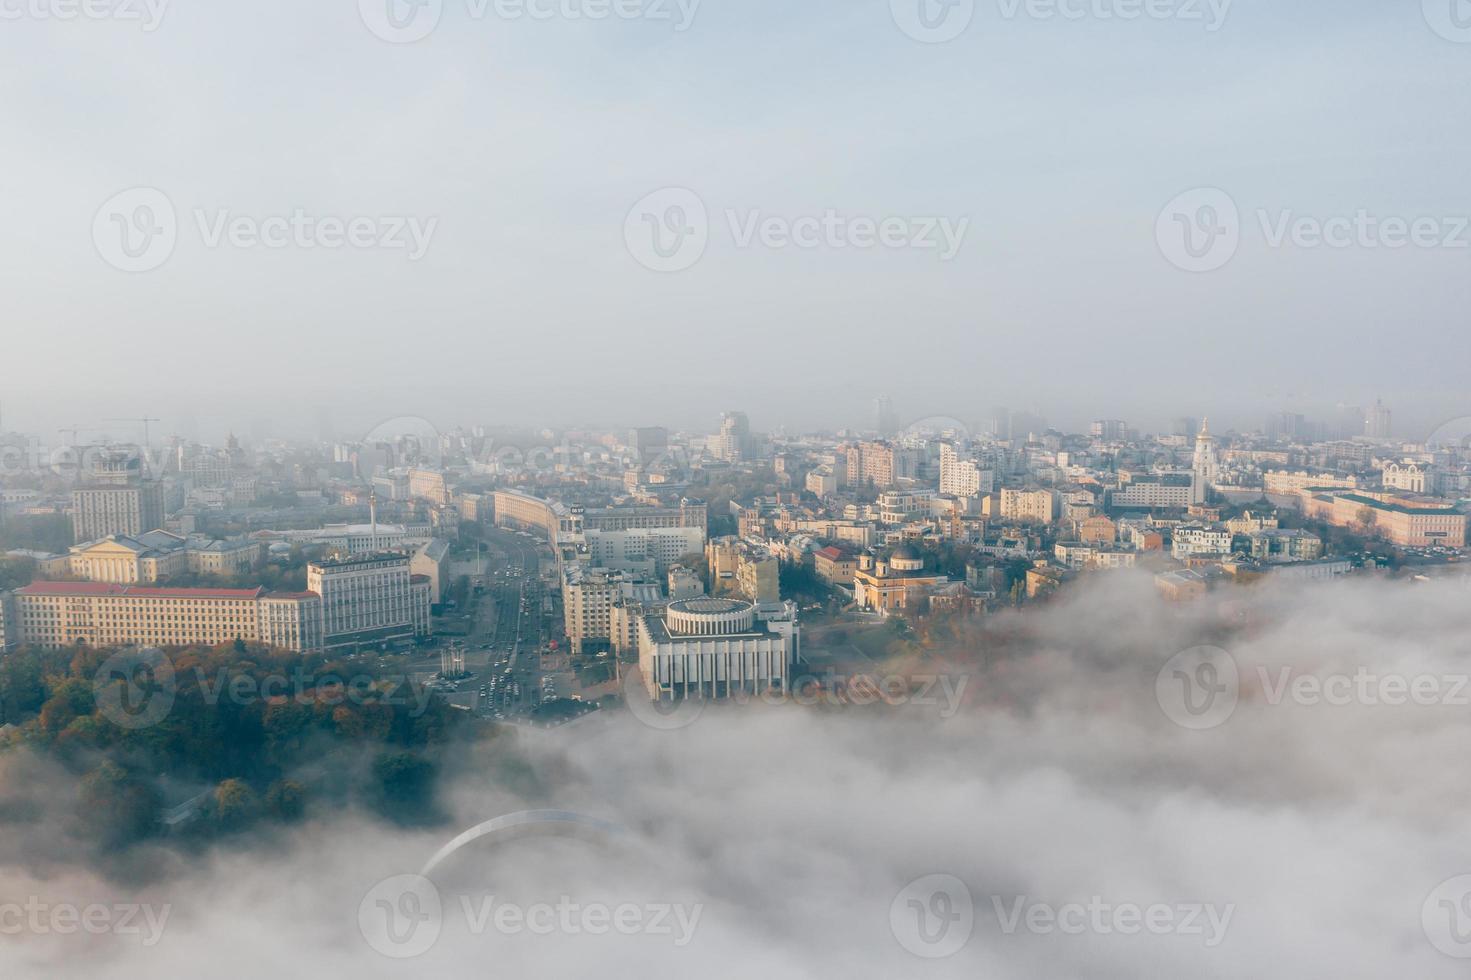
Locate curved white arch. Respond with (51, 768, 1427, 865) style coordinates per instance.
(420, 810, 624, 877)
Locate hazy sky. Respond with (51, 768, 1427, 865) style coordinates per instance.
(3, 0, 1469, 441)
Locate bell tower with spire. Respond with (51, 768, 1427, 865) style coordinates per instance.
(1192, 418, 1220, 505)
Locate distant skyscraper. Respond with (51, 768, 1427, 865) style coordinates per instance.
(1266, 412, 1305, 442)
(1172, 417, 1199, 439)
(1333, 404, 1365, 441)
(1090, 420, 1127, 441)
(628, 426, 669, 464)
(874, 395, 900, 438)
(712, 412, 751, 462)
(1367, 400, 1392, 440)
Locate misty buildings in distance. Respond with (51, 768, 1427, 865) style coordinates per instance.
(1, 398, 1469, 716)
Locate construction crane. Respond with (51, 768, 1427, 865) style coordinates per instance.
(105, 417, 162, 449)
(57, 425, 103, 483)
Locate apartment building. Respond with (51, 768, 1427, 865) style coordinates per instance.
(6, 581, 322, 652)
(71, 481, 165, 544)
(563, 565, 661, 652)
(706, 537, 780, 603)
(307, 553, 431, 651)
(1000, 487, 1058, 524)
(582, 526, 706, 576)
(844, 441, 897, 489)
(813, 546, 858, 586)
(939, 443, 995, 498)
(1171, 525, 1234, 559)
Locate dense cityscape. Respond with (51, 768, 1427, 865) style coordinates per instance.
(2, 401, 1468, 713)
(9, 1, 1471, 977)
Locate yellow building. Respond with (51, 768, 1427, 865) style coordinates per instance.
(10, 582, 321, 652)
(1299, 490, 1466, 548)
(852, 547, 950, 614)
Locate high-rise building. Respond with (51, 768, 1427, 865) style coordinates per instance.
(874, 395, 900, 438)
(1265, 412, 1305, 442)
(844, 441, 898, 488)
(1090, 420, 1128, 442)
(939, 443, 995, 498)
(307, 553, 431, 651)
(1366, 399, 1393, 440)
(711, 412, 751, 462)
(628, 426, 669, 464)
(70, 453, 166, 543)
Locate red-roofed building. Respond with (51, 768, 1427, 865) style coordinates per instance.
(813, 546, 858, 587)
